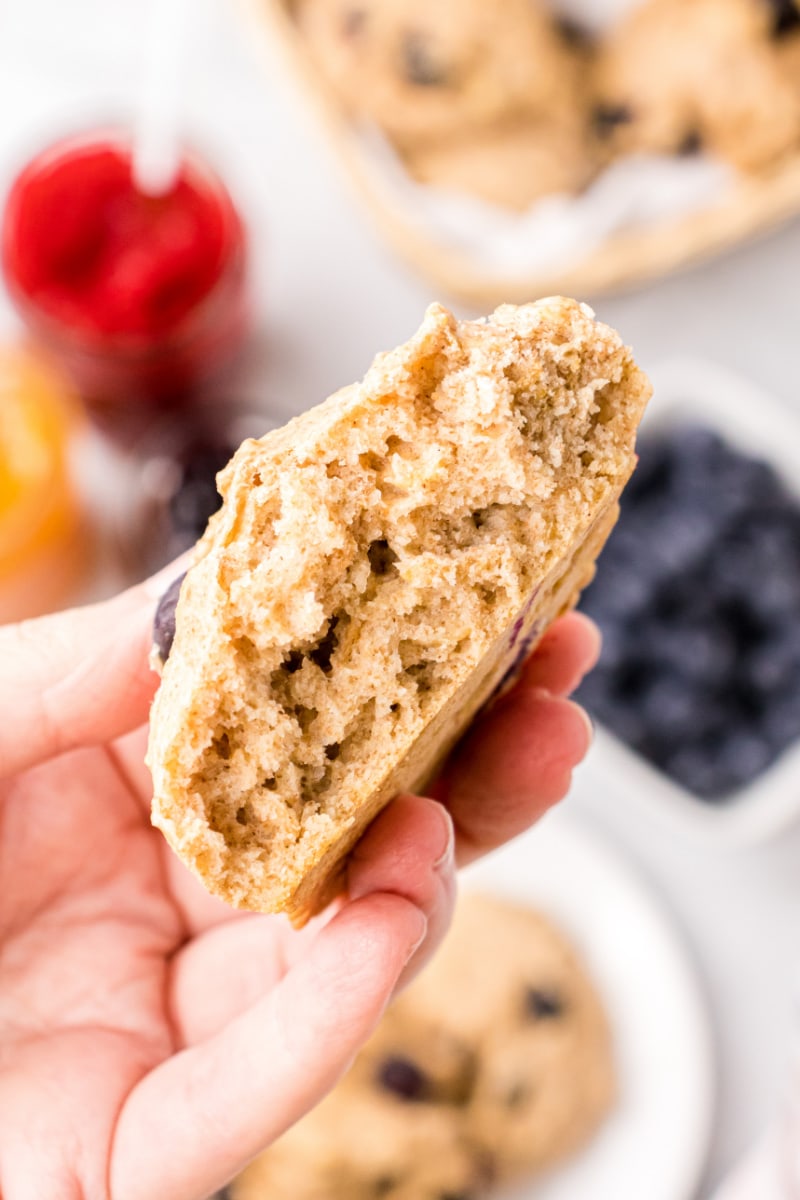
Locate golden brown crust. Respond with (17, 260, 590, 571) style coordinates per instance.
(147, 299, 649, 924)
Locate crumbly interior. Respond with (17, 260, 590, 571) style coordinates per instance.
(148, 300, 649, 914)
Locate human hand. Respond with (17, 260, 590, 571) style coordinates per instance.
(0, 578, 597, 1200)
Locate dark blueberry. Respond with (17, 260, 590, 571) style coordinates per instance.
(766, 0, 800, 37)
(168, 442, 233, 544)
(581, 562, 651, 621)
(555, 16, 594, 49)
(745, 633, 800, 695)
(152, 572, 186, 664)
(661, 741, 733, 800)
(593, 102, 634, 136)
(715, 729, 775, 790)
(626, 437, 679, 502)
(660, 621, 736, 689)
(376, 1056, 429, 1101)
(639, 672, 699, 744)
(402, 33, 448, 86)
(525, 987, 565, 1019)
(762, 684, 800, 751)
(678, 129, 703, 155)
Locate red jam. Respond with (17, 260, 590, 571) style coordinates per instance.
(1, 134, 248, 416)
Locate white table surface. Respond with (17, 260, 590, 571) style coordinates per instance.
(3, 1, 800, 1194)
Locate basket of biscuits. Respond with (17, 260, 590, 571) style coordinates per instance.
(249, 0, 800, 303)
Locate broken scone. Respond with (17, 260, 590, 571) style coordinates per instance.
(147, 300, 650, 924)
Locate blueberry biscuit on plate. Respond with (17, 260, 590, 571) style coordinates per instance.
(230, 893, 615, 1199)
(146, 298, 649, 924)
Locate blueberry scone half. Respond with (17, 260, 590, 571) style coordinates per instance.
(147, 299, 650, 924)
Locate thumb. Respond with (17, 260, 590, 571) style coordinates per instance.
(109, 893, 426, 1200)
(0, 560, 185, 780)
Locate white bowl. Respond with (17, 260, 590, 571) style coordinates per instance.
(584, 356, 800, 846)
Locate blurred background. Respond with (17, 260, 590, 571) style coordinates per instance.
(3, 0, 800, 1196)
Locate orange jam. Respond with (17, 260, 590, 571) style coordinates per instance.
(0, 348, 88, 622)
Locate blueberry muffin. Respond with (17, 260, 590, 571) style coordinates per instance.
(593, 0, 800, 171)
(295, 0, 582, 149)
(147, 299, 649, 924)
(231, 893, 615, 1199)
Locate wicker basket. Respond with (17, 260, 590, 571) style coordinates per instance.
(250, 0, 800, 305)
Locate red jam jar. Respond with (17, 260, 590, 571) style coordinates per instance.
(1, 132, 248, 424)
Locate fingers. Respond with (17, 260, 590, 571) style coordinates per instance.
(167, 909, 333, 1046)
(442, 688, 592, 864)
(433, 613, 598, 865)
(114, 795, 456, 1200)
(0, 562, 184, 781)
(168, 794, 456, 1047)
(110, 895, 427, 1200)
(348, 793, 455, 988)
(520, 611, 601, 696)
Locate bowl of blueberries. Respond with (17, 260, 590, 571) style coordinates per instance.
(576, 358, 800, 844)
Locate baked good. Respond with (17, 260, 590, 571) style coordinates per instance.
(295, 0, 581, 150)
(593, 0, 800, 171)
(147, 298, 649, 923)
(230, 892, 615, 1199)
(405, 114, 592, 212)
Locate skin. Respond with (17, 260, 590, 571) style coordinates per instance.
(0, 572, 599, 1200)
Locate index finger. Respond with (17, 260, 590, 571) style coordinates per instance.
(430, 613, 599, 864)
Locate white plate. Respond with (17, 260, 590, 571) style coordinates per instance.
(463, 808, 714, 1200)
(585, 356, 800, 846)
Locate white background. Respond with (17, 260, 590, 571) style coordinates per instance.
(2, 0, 800, 1193)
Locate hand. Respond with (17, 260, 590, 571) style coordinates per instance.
(0, 578, 597, 1200)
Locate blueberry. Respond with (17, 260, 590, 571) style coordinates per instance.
(639, 672, 698, 744)
(661, 742, 733, 800)
(402, 34, 448, 86)
(668, 622, 736, 688)
(593, 103, 634, 136)
(745, 633, 800, 695)
(168, 442, 232, 542)
(715, 729, 775, 790)
(525, 987, 565, 1019)
(766, 0, 800, 36)
(763, 685, 800, 752)
(581, 562, 651, 621)
(376, 1056, 429, 1102)
(678, 129, 703, 156)
(152, 572, 186, 664)
(555, 16, 593, 48)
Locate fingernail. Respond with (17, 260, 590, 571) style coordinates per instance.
(433, 806, 455, 871)
(572, 701, 595, 755)
(405, 911, 428, 962)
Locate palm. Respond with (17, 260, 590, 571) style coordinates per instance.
(1, 734, 186, 1194)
